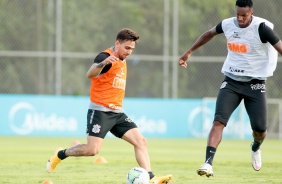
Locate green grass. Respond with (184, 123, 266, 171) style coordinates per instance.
(0, 137, 281, 184)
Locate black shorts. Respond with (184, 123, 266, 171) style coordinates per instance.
(214, 76, 267, 132)
(86, 109, 138, 138)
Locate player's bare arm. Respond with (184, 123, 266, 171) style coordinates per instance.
(273, 40, 282, 55)
(178, 26, 219, 68)
(86, 55, 119, 78)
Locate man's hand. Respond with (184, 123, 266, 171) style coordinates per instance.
(178, 52, 191, 68)
(100, 55, 119, 67)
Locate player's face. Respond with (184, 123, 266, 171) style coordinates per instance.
(114, 40, 135, 60)
(236, 6, 253, 28)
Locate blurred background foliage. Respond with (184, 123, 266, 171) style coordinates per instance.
(0, 0, 281, 98)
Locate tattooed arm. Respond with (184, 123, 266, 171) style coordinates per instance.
(86, 53, 119, 79)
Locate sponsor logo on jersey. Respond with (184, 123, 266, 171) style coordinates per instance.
(233, 31, 240, 38)
(228, 42, 251, 53)
(229, 67, 245, 73)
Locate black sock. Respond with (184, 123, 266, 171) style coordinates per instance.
(58, 149, 68, 160)
(205, 146, 216, 166)
(252, 141, 261, 152)
(148, 171, 154, 179)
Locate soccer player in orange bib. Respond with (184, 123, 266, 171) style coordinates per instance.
(47, 28, 172, 184)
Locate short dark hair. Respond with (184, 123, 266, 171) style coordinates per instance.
(116, 28, 139, 42)
(236, 0, 253, 8)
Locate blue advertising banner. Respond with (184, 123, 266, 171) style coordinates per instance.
(0, 95, 252, 139)
(0, 95, 87, 137)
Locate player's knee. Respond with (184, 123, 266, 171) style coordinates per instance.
(253, 129, 267, 137)
(136, 137, 147, 148)
(253, 125, 267, 133)
(87, 148, 100, 156)
(141, 137, 147, 146)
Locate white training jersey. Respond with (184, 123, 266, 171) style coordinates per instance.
(221, 16, 278, 78)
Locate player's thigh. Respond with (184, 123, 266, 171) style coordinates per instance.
(214, 88, 242, 125)
(244, 91, 267, 132)
(86, 135, 104, 152)
(122, 128, 145, 146)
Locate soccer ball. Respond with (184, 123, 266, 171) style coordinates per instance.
(126, 167, 150, 184)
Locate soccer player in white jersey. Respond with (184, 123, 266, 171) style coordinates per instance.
(179, 0, 282, 177)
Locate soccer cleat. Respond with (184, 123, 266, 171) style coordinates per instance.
(46, 147, 63, 173)
(150, 174, 172, 184)
(251, 143, 262, 171)
(197, 163, 214, 177)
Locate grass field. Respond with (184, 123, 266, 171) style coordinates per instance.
(0, 136, 281, 184)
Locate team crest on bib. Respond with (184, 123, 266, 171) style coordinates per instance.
(92, 124, 101, 133)
(220, 81, 227, 89)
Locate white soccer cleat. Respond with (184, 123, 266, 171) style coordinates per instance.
(197, 163, 214, 177)
(251, 143, 262, 171)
